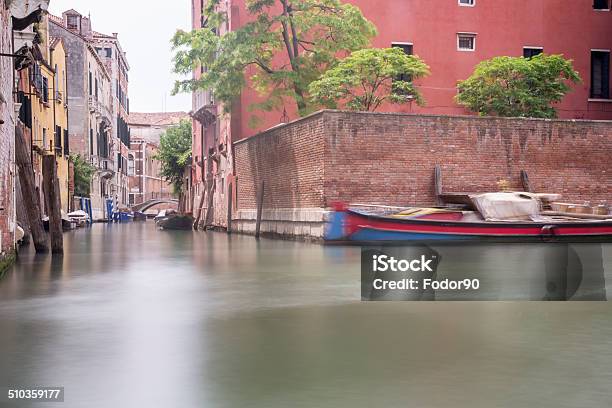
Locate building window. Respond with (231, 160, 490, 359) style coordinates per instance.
(128, 154, 135, 176)
(54, 125, 62, 153)
(89, 129, 94, 156)
(593, 0, 610, 10)
(591, 50, 610, 99)
(42, 76, 49, 103)
(391, 43, 414, 84)
(63, 129, 70, 156)
(459, 0, 475, 6)
(523, 47, 543, 59)
(67, 15, 79, 30)
(457, 33, 476, 51)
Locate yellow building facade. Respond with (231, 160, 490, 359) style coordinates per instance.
(27, 17, 71, 213)
(50, 38, 70, 212)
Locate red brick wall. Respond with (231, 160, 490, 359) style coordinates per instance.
(234, 114, 326, 210)
(234, 111, 612, 210)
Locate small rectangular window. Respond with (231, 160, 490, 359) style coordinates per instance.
(63, 129, 70, 156)
(42, 76, 49, 102)
(591, 50, 610, 99)
(459, 0, 475, 6)
(67, 15, 78, 30)
(593, 0, 610, 10)
(392, 43, 414, 84)
(89, 129, 94, 156)
(54, 125, 62, 152)
(523, 47, 543, 59)
(457, 33, 476, 51)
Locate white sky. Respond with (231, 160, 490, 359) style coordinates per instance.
(49, 0, 192, 113)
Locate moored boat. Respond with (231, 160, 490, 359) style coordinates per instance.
(157, 214, 194, 230)
(325, 194, 612, 243)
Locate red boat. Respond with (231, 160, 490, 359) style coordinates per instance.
(325, 195, 612, 243)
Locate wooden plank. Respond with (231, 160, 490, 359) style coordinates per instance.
(255, 180, 265, 239)
(520, 170, 532, 192)
(203, 156, 215, 231)
(14, 126, 48, 252)
(434, 165, 443, 206)
(541, 211, 611, 220)
(42, 155, 63, 254)
(193, 182, 206, 230)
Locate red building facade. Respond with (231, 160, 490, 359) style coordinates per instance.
(189, 0, 612, 224)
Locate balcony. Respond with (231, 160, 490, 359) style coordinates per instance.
(88, 96, 100, 114)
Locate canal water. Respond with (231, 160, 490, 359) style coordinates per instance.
(1, 222, 612, 407)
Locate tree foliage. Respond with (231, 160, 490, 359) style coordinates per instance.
(70, 154, 95, 197)
(172, 0, 377, 118)
(456, 54, 581, 118)
(154, 119, 192, 195)
(309, 47, 430, 111)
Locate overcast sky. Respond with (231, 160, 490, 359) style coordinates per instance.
(49, 0, 192, 114)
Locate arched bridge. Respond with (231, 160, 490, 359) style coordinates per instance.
(131, 198, 179, 212)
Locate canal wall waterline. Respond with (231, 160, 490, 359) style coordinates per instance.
(232, 208, 328, 241)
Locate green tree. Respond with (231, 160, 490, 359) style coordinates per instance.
(309, 47, 430, 111)
(154, 119, 192, 198)
(171, 0, 377, 119)
(70, 154, 95, 197)
(456, 54, 581, 118)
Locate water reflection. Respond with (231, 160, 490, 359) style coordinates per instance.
(0, 223, 611, 407)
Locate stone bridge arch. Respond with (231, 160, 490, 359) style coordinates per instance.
(131, 198, 178, 213)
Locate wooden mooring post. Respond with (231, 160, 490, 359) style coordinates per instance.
(434, 164, 443, 206)
(226, 182, 233, 234)
(520, 170, 532, 192)
(255, 180, 265, 239)
(42, 155, 63, 254)
(14, 126, 48, 252)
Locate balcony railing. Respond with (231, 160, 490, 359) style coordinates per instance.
(88, 96, 99, 113)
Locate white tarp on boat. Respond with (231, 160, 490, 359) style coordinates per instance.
(470, 192, 541, 221)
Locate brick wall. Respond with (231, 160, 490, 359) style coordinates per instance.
(0, 3, 15, 254)
(234, 111, 612, 211)
(234, 114, 326, 210)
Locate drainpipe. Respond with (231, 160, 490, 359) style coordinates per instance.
(64, 52, 71, 210)
(50, 48, 56, 158)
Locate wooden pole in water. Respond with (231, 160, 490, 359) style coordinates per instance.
(193, 182, 206, 230)
(520, 170, 532, 192)
(226, 181, 232, 234)
(434, 164, 443, 206)
(255, 180, 264, 239)
(42, 155, 63, 254)
(14, 126, 49, 252)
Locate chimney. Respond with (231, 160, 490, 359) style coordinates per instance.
(81, 16, 92, 39)
(112, 33, 118, 38)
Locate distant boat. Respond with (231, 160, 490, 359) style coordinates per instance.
(326, 193, 612, 243)
(157, 214, 194, 230)
(67, 210, 89, 227)
(133, 211, 147, 221)
(43, 211, 75, 231)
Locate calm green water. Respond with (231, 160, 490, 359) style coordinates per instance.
(1, 223, 611, 407)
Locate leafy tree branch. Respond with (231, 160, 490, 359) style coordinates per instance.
(456, 54, 581, 118)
